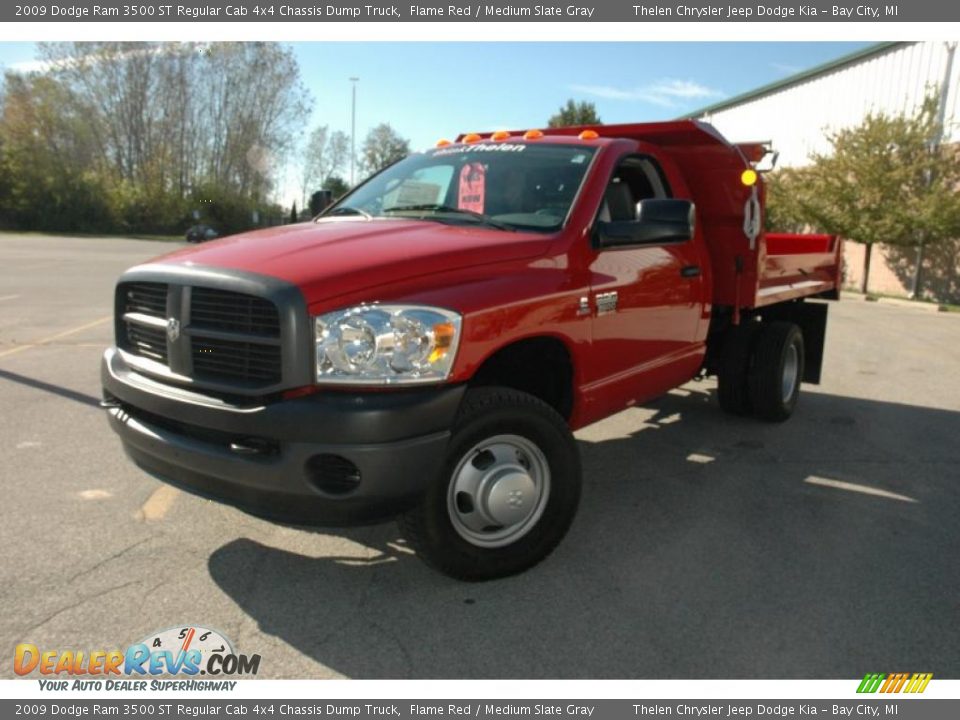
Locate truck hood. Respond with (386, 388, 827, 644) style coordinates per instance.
(155, 218, 552, 304)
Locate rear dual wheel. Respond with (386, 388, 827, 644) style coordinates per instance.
(749, 321, 804, 422)
(718, 320, 805, 422)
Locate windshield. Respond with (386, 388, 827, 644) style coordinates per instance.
(323, 142, 597, 232)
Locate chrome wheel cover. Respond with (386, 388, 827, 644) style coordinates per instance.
(446, 434, 551, 548)
(782, 343, 800, 403)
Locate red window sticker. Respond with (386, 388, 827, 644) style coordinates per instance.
(458, 163, 486, 213)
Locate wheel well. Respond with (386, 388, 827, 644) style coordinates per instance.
(469, 337, 574, 420)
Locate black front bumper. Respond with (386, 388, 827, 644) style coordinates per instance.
(102, 347, 465, 525)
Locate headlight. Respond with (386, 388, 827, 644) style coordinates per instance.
(314, 304, 462, 385)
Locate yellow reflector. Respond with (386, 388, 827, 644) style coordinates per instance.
(523, 129, 544, 140)
(428, 322, 456, 364)
(491, 130, 511, 141)
(578, 130, 599, 140)
(436, 139, 451, 147)
(741, 168, 758, 186)
(463, 133, 482, 144)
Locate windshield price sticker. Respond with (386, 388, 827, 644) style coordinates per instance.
(457, 163, 487, 213)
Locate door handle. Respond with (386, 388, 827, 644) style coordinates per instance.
(680, 265, 701, 278)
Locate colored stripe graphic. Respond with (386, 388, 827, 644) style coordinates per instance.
(857, 673, 932, 693)
(907, 673, 933, 693)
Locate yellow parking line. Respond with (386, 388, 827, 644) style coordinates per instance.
(136, 485, 179, 522)
(0, 316, 111, 360)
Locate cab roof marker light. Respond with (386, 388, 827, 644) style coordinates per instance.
(491, 130, 511, 141)
(523, 129, 544, 140)
(578, 130, 599, 140)
(463, 133, 482, 144)
(436, 139, 452, 147)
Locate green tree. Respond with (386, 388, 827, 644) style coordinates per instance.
(0, 42, 312, 235)
(360, 123, 410, 177)
(289, 201, 298, 223)
(765, 94, 960, 297)
(547, 99, 601, 128)
(0, 71, 114, 231)
(323, 175, 349, 198)
(300, 125, 349, 206)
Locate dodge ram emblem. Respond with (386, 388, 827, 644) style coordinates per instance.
(166, 317, 181, 342)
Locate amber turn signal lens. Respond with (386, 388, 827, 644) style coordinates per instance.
(428, 322, 457, 364)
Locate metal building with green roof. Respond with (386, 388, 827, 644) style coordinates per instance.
(686, 41, 958, 167)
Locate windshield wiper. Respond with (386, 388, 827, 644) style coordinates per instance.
(325, 206, 372, 220)
(383, 204, 513, 231)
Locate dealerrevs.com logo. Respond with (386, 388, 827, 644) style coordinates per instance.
(15, 625, 260, 691)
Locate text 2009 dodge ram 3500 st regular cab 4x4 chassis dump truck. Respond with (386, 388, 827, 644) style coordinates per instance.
(102, 121, 841, 580)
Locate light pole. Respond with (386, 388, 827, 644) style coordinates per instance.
(349, 77, 359, 186)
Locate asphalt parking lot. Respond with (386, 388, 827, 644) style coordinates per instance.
(1, 232, 959, 679)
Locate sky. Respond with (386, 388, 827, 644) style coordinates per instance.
(0, 41, 871, 205)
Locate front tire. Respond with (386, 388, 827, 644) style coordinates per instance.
(399, 387, 581, 581)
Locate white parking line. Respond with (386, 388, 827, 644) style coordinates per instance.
(804, 475, 918, 503)
(0, 295, 20, 302)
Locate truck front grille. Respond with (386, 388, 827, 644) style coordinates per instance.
(126, 323, 169, 363)
(190, 287, 281, 337)
(121, 282, 169, 363)
(124, 282, 167, 316)
(192, 337, 282, 384)
(118, 281, 284, 391)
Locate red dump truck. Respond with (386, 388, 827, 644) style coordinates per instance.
(102, 120, 841, 580)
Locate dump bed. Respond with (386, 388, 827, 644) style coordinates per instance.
(493, 120, 843, 311)
(566, 121, 842, 310)
(756, 233, 841, 306)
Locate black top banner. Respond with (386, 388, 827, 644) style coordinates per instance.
(4, 0, 958, 22)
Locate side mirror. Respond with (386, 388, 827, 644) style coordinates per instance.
(596, 198, 696, 248)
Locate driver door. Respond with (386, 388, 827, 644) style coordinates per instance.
(587, 155, 706, 410)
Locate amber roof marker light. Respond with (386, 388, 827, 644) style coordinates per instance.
(523, 129, 544, 140)
(491, 130, 511, 141)
(436, 139, 452, 148)
(578, 130, 600, 140)
(462, 133, 482, 144)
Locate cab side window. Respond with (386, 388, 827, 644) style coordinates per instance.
(598, 156, 669, 222)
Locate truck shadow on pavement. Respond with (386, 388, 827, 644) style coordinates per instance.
(207, 387, 960, 679)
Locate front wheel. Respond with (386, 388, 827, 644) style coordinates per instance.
(399, 387, 581, 581)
